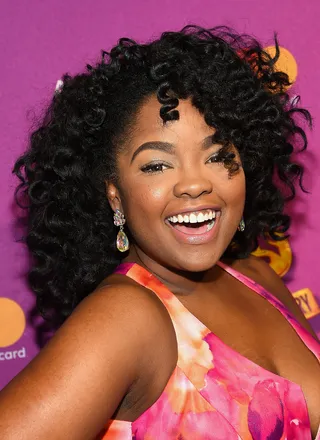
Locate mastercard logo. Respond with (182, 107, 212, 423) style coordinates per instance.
(0, 298, 26, 348)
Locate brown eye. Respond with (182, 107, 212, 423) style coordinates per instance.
(206, 148, 240, 176)
(141, 162, 170, 174)
(206, 151, 236, 164)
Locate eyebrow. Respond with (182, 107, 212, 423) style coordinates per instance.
(130, 135, 215, 164)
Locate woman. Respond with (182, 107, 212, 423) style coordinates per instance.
(1, 25, 319, 439)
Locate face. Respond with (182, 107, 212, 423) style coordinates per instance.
(108, 96, 246, 273)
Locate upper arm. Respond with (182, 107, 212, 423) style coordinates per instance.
(0, 283, 168, 439)
(245, 255, 318, 339)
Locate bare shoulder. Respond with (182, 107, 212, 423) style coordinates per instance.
(0, 275, 177, 439)
(232, 255, 318, 338)
(83, 273, 177, 345)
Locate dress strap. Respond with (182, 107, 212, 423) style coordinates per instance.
(114, 262, 214, 387)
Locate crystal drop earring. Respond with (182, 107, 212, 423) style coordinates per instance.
(113, 209, 129, 252)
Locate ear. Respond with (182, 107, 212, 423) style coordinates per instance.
(106, 181, 123, 213)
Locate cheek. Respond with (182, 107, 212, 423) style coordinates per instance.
(120, 182, 170, 251)
(221, 171, 246, 208)
(147, 185, 164, 201)
(122, 181, 169, 220)
(217, 172, 245, 239)
(234, 173, 246, 197)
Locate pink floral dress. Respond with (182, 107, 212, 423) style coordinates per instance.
(97, 262, 320, 440)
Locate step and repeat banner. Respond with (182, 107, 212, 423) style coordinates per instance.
(1, 0, 319, 389)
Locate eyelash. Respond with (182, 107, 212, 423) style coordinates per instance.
(140, 150, 237, 174)
(207, 151, 236, 164)
(140, 162, 171, 174)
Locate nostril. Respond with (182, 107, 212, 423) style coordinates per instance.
(173, 176, 213, 199)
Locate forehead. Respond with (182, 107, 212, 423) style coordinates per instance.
(126, 95, 215, 149)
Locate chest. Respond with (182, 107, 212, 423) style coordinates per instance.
(177, 284, 320, 438)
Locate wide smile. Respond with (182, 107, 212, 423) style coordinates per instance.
(165, 208, 221, 245)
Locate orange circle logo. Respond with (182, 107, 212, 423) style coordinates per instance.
(264, 46, 298, 87)
(0, 298, 26, 348)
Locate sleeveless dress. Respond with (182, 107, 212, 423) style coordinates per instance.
(97, 261, 320, 440)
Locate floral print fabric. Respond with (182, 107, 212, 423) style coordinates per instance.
(98, 262, 320, 440)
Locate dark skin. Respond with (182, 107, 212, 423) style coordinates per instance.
(0, 96, 319, 439)
(110, 97, 320, 435)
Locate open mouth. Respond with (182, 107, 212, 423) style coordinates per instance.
(166, 209, 219, 236)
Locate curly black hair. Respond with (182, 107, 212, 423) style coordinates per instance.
(13, 25, 311, 324)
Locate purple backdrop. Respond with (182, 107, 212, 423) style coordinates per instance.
(1, 0, 320, 389)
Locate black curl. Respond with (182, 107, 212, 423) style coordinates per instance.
(13, 25, 311, 324)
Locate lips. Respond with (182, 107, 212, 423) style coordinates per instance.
(166, 208, 219, 234)
(165, 208, 221, 244)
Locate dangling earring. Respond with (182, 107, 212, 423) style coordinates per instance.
(113, 209, 129, 252)
(238, 217, 245, 232)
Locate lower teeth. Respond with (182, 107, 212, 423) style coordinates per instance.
(206, 220, 215, 231)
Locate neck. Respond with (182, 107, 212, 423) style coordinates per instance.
(123, 246, 221, 296)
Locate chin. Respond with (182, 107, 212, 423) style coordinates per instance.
(172, 254, 220, 273)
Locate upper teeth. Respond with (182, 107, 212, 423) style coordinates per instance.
(168, 210, 217, 224)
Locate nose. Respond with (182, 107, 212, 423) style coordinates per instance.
(173, 168, 213, 199)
